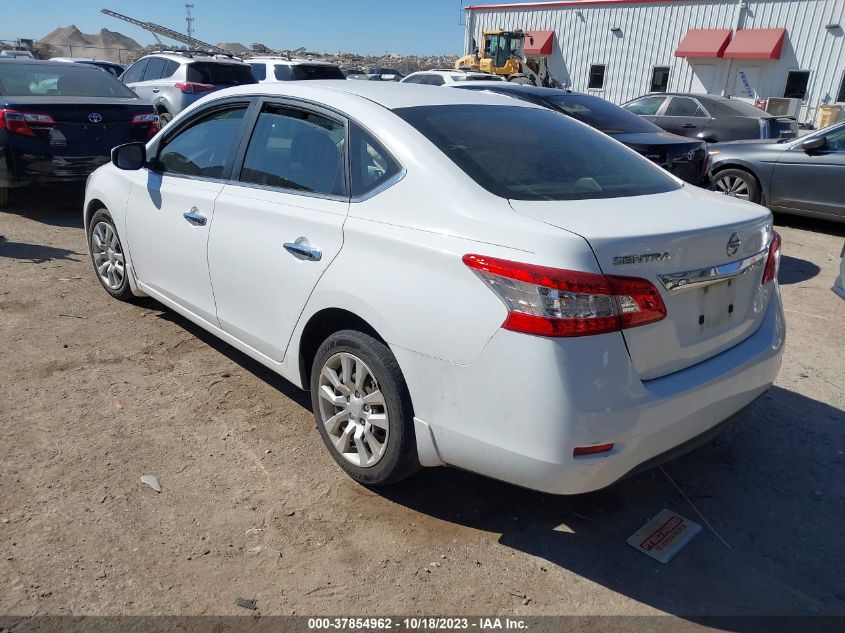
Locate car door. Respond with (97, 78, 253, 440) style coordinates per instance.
(129, 56, 166, 102)
(770, 126, 845, 218)
(658, 96, 711, 138)
(207, 100, 349, 360)
(124, 100, 253, 325)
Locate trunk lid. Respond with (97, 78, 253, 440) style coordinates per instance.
(510, 186, 775, 380)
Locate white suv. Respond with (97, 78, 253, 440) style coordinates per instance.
(245, 57, 345, 83)
(400, 69, 504, 86)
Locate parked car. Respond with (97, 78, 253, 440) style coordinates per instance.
(707, 121, 845, 222)
(367, 67, 404, 81)
(85, 81, 784, 494)
(120, 51, 255, 126)
(400, 70, 504, 85)
(451, 82, 707, 184)
(246, 57, 345, 83)
(834, 241, 845, 300)
(622, 93, 798, 143)
(50, 58, 126, 78)
(0, 58, 158, 208)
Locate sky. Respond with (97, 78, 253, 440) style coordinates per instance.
(2, 0, 481, 55)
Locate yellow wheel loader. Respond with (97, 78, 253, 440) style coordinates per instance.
(455, 30, 561, 88)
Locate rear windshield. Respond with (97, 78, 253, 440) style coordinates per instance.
(0, 63, 136, 97)
(278, 64, 345, 81)
(544, 94, 661, 134)
(395, 105, 680, 201)
(186, 62, 256, 86)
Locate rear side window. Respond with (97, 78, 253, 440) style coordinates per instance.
(121, 59, 147, 83)
(239, 104, 346, 196)
(0, 63, 137, 97)
(161, 60, 179, 79)
(350, 123, 402, 197)
(624, 96, 666, 115)
(157, 105, 248, 178)
(290, 65, 346, 80)
(395, 105, 680, 201)
(186, 62, 256, 86)
(142, 57, 166, 80)
(250, 63, 267, 81)
(424, 75, 445, 86)
(664, 97, 707, 117)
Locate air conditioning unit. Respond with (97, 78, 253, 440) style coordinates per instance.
(765, 97, 802, 118)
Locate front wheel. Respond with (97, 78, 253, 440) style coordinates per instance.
(88, 209, 133, 301)
(310, 330, 420, 487)
(712, 168, 761, 203)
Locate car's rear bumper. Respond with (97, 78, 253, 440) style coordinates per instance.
(1, 144, 109, 186)
(398, 286, 785, 494)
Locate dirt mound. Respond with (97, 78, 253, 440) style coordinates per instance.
(39, 25, 142, 63)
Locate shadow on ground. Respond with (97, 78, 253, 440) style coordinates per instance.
(1, 185, 86, 228)
(778, 255, 821, 285)
(774, 213, 845, 238)
(0, 235, 81, 264)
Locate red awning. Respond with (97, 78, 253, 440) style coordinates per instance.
(723, 28, 787, 59)
(524, 30, 554, 56)
(674, 29, 733, 58)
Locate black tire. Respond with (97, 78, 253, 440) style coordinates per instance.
(157, 111, 172, 127)
(0, 186, 8, 209)
(88, 208, 133, 301)
(712, 168, 761, 204)
(310, 330, 420, 487)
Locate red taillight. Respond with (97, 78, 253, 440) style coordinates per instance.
(0, 109, 56, 137)
(761, 231, 781, 285)
(174, 82, 215, 94)
(574, 443, 614, 457)
(463, 254, 667, 337)
(131, 113, 160, 139)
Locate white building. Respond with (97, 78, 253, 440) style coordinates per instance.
(464, 0, 845, 124)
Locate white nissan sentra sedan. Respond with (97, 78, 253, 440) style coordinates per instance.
(84, 81, 785, 494)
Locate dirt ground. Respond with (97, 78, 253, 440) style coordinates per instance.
(1, 186, 844, 622)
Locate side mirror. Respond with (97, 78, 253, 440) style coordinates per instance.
(111, 142, 146, 170)
(801, 136, 826, 152)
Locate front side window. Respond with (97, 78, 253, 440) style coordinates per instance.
(664, 97, 707, 117)
(157, 105, 248, 178)
(121, 59, 148, 84)
(588, 64, 606, 90)
(624, 96, 666, 115)
(403, 74, 426, 84)
(650, 66, 670, 93)
(251, 63, 267, 81)
(784, 70, 810, 100)
(239, 104, 346, 196)
(824, 126, 845, 152)
(395, 105, 680, 201)
(350, 123, 401, 197)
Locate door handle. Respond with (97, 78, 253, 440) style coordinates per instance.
(284, 238, 322, 261)
(183, 208, 207, 226)
(152, 88, 160, 93)
(682, 123, 697, 128)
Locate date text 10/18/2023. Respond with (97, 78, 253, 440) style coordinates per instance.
(307, 618, 529, 630)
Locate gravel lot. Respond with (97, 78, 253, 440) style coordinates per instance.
(1, 186, 843, 621)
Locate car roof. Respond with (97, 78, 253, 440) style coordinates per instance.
(140, 52, 249, 65)
(245, 57, 338, 66)
(450, 82, 585, 97)
(213, 80, 540, 111)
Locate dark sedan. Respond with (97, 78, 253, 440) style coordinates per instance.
(707, 121, 845, 222)
(450, 82, 707, 184)
(622, 93, 798, 143)
(0, 59, 158, 207)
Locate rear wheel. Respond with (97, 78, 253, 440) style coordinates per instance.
(310, 330, 419, 487)
(157, 111, 172, 127)
(713, 168, 761, 203)
(88, 209, 133, 301)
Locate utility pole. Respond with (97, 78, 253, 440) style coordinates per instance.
(185, 4, 195, 40)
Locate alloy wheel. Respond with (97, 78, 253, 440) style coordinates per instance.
(91, 221, 125, 290)
(317, 352, 389, 468)
(715, 175, 750, 200)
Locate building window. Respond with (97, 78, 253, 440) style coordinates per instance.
(837, 72, 845, 103)
(650, 66, 670, 93)
(783, 70, 811, 100)
(588, 64, 606, 90)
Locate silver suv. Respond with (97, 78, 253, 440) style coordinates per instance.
(120, 51, 255, 125)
